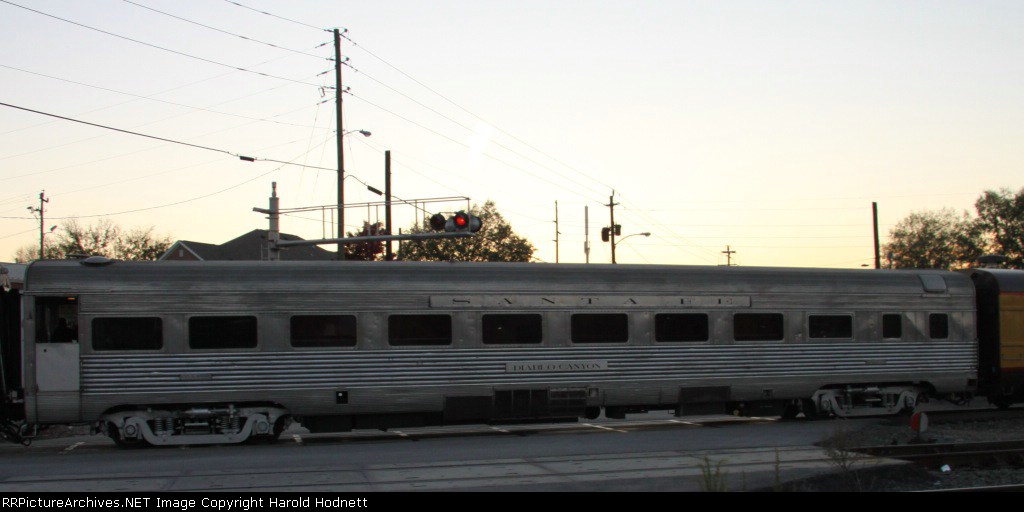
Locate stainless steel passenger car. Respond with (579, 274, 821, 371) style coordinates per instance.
(19, 259, 977, 445)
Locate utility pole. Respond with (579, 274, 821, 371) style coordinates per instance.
(872, 202, 881, 269)
(268, 183, 280, 261)
(722, 245, 736, 266)
(334, 28, 346, 260)
(385, 150, 393, 261)
(554, 201, 560, 263)
(584, 205, 590, 264)
(607, 192, 619, 264)
(29, 191, 49, 260)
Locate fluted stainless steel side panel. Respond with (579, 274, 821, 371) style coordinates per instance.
(79, 343, 976, 419)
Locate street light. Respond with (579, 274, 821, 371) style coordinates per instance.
(611, 232, 651, 264)
(338, 129, 372, 260)
(344, 174, 383, 196)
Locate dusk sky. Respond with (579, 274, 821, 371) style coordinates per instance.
(2, 1, 1021, 267)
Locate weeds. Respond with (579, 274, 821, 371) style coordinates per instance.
(820, 423, 868, 490)
(697, 455, 728, 492)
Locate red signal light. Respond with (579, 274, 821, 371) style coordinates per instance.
(444, 211, 482, 233)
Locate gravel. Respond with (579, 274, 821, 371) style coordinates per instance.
(778, 415, 1024, 491)
(19, 412, 1024, 491)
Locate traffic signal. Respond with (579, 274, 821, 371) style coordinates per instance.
(445, 211, 482, 233)
(601, 225, 621, 242)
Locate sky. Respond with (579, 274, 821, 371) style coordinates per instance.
(1, 0, 1022, 267)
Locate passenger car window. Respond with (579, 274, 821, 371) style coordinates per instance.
(734, 313, 784, 341)
(483, 314, 542, 344)
(189, 316, 257, 349)
(291, 315, 357, 347)
(655, 313, 709, 342)
(389, 314, 452, 346)
(882, 314, 902, 339)
(808, 315, 852, 339)
(571, 314, 628, 343)
(929, 313, 949, 339)
(93, 317, 162, 351)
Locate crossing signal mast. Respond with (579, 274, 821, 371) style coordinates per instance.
(254, 184, 482, 261)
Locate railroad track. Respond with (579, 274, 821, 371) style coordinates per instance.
(884, 406, 1024, 425)
(856, 439, 1024, 467)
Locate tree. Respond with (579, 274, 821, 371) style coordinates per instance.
(974, 188, 1024, 268)
(13, 219, 172, 262)
(398, 201, 535, 262)
(343, 222, 387, 261)
(882, 208, 983, 270)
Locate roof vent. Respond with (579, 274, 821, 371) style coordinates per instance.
(80, 256, 115, 267)
(919, 274, 947, 293)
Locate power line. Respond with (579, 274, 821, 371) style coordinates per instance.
(47, 166, 281, 220)
(0, 227, 38, 240)
(349, 93, 605, 205)
(5, 143, 340, 222)
(220, 0, 325, 32)
(340, 31, 618, 195)
(0, 64, 329, 131)
(1, 101, 236, 156)
(0, 101, 344, 173)
(1, 50, 312, 138)
(122, 0, 329, 60)
(0, 103, 327, 184)
(350, 68, 610, 201)
(0, 0, 330, 89)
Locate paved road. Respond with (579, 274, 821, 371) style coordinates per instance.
(0, 414, 904, 492)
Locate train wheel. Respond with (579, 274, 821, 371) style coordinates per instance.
(780, 401, 801, 420)
(272, 415, 291, 440)
(895, 393, 920, 417)
(108, 424, 146, 449)
(244, 416, 288, 444)
(800, 399, 821, 420)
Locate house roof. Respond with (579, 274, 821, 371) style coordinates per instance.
(0, 262, 26, 290)
(160, 229, 335, 261)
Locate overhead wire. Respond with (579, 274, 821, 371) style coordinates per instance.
(334, 34, 613, 209)
(348, 93, 602, 204)
(0, 101, 346, 175)
(139, 12, 621, 248)
(348, 135, 551, 226)
(338, 31, 618, 195)
(330, 32, 927, 265)
(0, 48, 313, 138)
(1, 3, 894, 265)
(220, 0, 326, 32)
(0, 100, 326, 187)
(0, 0, 331, 89)
(121, 0, 329, 60)
(0, 64, 328, 134)
(346, 64, 610, 201)
(7, 138, 346, 222)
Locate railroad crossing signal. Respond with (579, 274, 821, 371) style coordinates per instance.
(429, 213, 447, 231)
(445, 211, 482, 233)
(428, 211, 483, 233)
